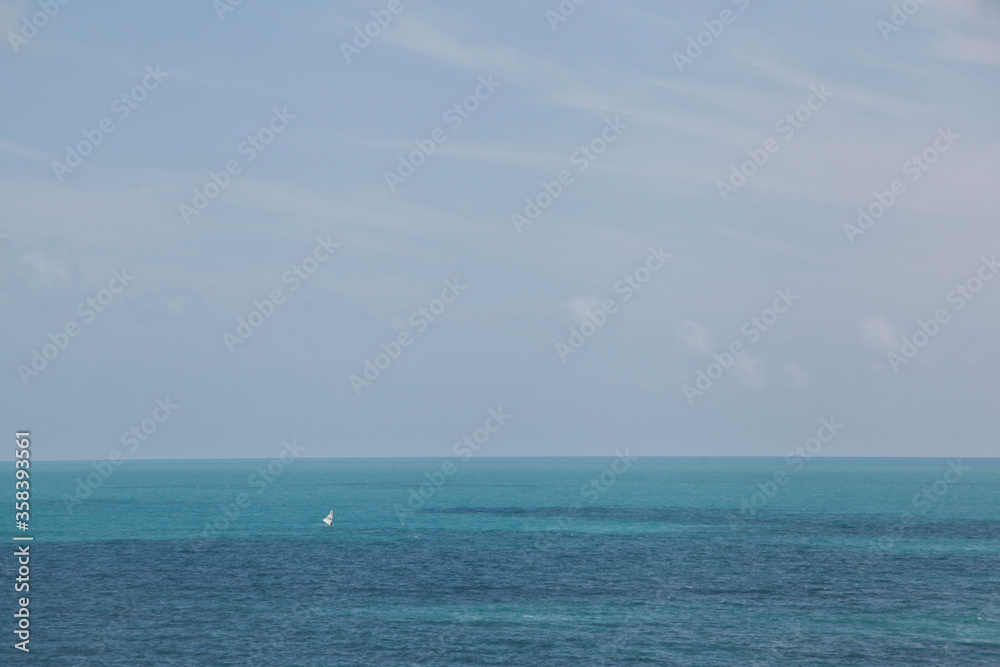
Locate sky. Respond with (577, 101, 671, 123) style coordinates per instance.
(1, 0, 998, 460)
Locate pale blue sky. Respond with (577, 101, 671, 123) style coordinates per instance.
(2, 0, 998, 459)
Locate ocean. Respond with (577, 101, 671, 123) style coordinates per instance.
(9, 457, 1000, 665)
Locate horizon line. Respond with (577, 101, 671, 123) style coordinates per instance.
(6, 455, 995, 463)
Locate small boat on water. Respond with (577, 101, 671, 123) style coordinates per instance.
(322, 510, 334, 526)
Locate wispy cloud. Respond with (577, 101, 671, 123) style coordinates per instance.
(385, 15, 580, 91)
(563, 295, 605, 324)
(0, 137, 52, 163)
(858, 314, 897, 353)
(937, 30, 1000, 67)
(782, 362, 810, 388)
(928, 0, 1000, 67)
(735, 355, 765, 389)
(675, 320, 712, 354)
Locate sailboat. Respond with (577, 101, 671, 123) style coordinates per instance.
(322, 510, 334, 527)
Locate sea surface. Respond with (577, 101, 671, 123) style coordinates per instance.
(7, 457, 1000, 665)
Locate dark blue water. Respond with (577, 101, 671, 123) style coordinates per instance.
(7, 458, 1000, 665)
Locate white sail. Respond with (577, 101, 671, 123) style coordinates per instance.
(322, 510, 334, 526)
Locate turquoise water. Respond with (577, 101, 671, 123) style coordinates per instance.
(9, 458, 1000, 664)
